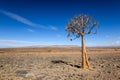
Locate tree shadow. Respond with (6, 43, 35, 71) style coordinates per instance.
(51, 60, 81, 68)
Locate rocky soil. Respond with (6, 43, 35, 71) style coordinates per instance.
(0, 47, 120, 80)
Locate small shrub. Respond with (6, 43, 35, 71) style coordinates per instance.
(48, 49, 52, 52)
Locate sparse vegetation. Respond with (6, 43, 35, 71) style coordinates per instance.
(47, 49, 52, 52)
(0, 47, 120, 80)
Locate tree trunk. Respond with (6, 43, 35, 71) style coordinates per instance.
(81, 35, 90, 69)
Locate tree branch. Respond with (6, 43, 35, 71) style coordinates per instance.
(68, 24, 83, 36)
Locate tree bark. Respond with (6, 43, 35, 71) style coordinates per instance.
(81, 35, 90, 69)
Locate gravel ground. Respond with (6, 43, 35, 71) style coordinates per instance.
(0, 47, 120, 80)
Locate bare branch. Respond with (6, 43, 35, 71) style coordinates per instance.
(65, 14, 99, 40)
(68, 24, 83, 36)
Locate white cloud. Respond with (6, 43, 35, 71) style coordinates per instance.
(0, 10, 36, 27)
(105, 35, 110, 38)
(0, 40, 36, 44)
(103, 40, 120, 47)
(56, 34, 62, 38)
(0, 40, 39, 48)
(112, 40, 120, 46)
(0, 10, 58, 31)
(27, 29, 34, 32)
(115, 41, 120, 44)
(49, 26, 58, 31)
(117, 36, 120, 39)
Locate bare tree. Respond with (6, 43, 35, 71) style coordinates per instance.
(65, 14, 98, 69)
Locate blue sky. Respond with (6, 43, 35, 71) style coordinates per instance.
(0, 0, 120, 47)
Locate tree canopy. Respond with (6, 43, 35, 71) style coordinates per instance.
(65, 14, 99, 41)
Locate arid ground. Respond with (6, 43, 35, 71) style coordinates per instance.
(0, 46, 120, 80)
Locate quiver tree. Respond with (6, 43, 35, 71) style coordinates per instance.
(65, 14, 98, 69)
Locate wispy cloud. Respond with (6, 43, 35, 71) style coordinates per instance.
(56, 34, 62, 38)
(0, 10, 58, 31)
(49, 26, 58, 31)
(0, 39, 64, 48)
(27, 29, 34, 32)
(0, 10, 36, 27)
(0, 40, 39, 48)
(117, 36, 120, 39)
(111, 40, 120, 46)
(105, 35, 110, 38)
(0, 40, 36, 44)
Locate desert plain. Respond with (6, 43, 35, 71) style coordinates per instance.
(0, 46, 120, 80)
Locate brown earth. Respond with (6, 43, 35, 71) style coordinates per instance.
(0, 46, 120, 80)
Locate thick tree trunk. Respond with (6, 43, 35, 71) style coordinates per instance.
(81, 35, 90, 69)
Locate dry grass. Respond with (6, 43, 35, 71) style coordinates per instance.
(0, 46, 120, 80)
